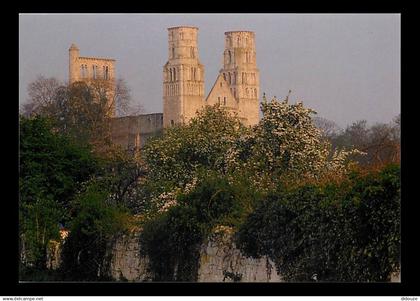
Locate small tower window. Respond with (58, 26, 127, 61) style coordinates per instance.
(224, 97, 226, 106)
(171, 120, 174, 126)
(103, 66, 109, 80)
(172, 48, 175, 59)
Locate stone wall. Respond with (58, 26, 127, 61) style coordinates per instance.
(106, 230, 283, 282)
(111, 113, 163, 153)
(197, 231, 282, 282)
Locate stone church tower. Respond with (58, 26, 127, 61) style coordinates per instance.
(163, 26, 205, 127)
(68, 43, 116, 116)
(219, 31, 260, 126)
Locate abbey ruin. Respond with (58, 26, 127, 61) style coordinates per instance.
(68, 26, 260, 152)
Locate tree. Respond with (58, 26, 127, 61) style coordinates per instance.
(142, 104, 247, 208)
(312, 116, 341, 140)
(22, 76, 62, 117)
(228, 96, 361, 189)
(19, 115, 99, 268)
(60, 182, 129, 280)
(331, 116, 400, 168)
(23, 76, 137, 154)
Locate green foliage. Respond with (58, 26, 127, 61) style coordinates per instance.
(19, 115, 98, 268)
(236, 164, 400, 282)
(60, 182, 129, 281)
(139, 173, 260, 281)
(142, 105, 246, 194)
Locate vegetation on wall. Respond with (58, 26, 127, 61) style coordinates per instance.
(236, 164, 400, 282)
(60, 182, 130, 281)
(139, 172, 260, 281)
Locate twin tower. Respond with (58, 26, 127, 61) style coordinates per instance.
(163, 26, 260, 127)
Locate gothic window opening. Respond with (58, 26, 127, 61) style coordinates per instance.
(171, 120, 174, 126)
(228, 73, 231, 84)
(224, 97, 226, 106)
(169, 69, 173, 82)
(172, 48, 175, 59)
(103, 66, 109, 80)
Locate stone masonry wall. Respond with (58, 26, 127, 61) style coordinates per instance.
(107, 230, 283, 282)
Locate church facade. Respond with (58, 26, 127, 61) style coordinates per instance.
(163, 27, 260, 127)
(68, 26, 260, 152)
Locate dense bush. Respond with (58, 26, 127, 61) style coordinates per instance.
(236, 164, 400, 282)
(60, 182, 130, 281)
(139, 173, 260, 281)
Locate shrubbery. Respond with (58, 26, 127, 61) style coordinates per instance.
(236, 164, 400, 282)
(60, 182, 130, 281)
(139, 173, 260, 281)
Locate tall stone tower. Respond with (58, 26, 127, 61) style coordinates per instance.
(68, 43, 116, 116)
(163, 26, 205, 127)
(220, 31, 260, 126)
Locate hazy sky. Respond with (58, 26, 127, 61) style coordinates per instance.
(19, 13, 400, 128)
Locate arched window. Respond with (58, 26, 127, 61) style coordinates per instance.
(223, 73, 226, 81)
(172, 48, 175, 59)
(169, 69, 173, 82)
(173, 68, 176, 81)
(103, 66, 109, 80)
(190, 47, 195, 58)
(224, 97, 226, 106)
(228, 73, 231, 84)
(228, 50, 231, 64)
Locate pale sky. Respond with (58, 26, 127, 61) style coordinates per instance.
(19, 13, 400, 128)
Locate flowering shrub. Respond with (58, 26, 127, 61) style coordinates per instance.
(229, 97, 362, 189)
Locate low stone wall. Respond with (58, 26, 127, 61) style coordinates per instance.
(108, 232, 152, 281)
(107, 230, 283, 282)
(197, 231, 282, 282)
